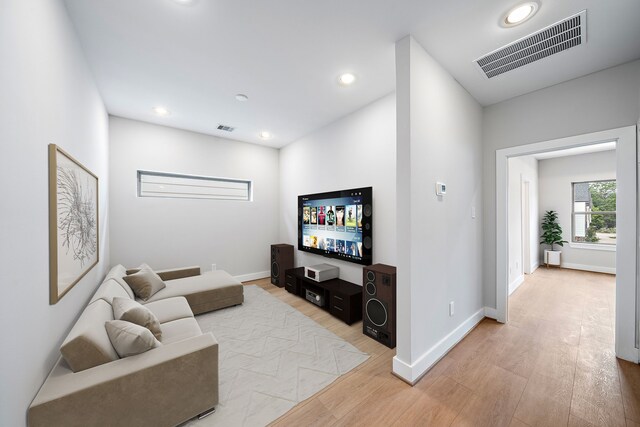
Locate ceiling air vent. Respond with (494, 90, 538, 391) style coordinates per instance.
(475, 10, 586, 79)
(216, 124, 235, 132)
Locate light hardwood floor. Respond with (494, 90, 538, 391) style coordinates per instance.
(244, 268, 640, 426)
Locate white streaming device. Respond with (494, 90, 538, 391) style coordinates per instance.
(304, 263, 339, 282)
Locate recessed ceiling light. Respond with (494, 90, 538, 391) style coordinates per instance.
(173, 0, 195, 5)
(502, 2, 539, 27)
(338, 73, 356, 86)
(259, 131, 273, 140)
(152, 106, 170, 116)
(235, 94, 249, 102)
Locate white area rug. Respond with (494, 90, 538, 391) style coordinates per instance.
(182, 285, 369, 427)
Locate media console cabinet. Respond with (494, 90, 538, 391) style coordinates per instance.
(284, 267, 362, 325)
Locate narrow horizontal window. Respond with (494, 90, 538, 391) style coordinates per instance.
(137, 170, 252, 201)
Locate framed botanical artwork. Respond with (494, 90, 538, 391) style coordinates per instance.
(49, 144, 99, 304)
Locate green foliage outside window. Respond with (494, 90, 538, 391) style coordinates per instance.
(589, 181, 616, 230)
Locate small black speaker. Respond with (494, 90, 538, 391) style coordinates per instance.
(363, 236, 372, 249)
(363, 264, 396, 348)
(271, 244, 293, 287)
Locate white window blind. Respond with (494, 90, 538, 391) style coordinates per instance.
(138, 170, 252, 201)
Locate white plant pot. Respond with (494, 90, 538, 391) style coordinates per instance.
(544, 250, 561, 266)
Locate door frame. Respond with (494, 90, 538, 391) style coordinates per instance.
(521, 179, 531, 275)
(496, 125, 638, 363)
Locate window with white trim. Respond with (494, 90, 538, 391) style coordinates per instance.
(137, 170, 252, 201)
(571, 180, 616, 245)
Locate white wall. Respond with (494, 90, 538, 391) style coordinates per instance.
(483, 60, 640, 309)
(109, 117, 279, 279)
(394, 36, 483, 383)
(508, 156, 539, 293)
(0, 1, 109, 425)
(538, 150, 616, 273)
(279, 93, 396, 285)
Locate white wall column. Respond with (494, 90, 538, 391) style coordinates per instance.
(393, 36, 484, 383)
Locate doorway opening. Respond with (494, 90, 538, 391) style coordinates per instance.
(496, 126, 638, 363)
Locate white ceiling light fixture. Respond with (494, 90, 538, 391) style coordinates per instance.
(235, 94, 249, 102)
(338, 73, 356, 86)
(259, 131, 273, 140)
(172, 0, 196, 5)
(152, 106, 171, 116)
(502, 2, 539, 27)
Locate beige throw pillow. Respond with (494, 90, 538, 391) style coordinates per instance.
(105, 320, 161, 358)
(112, 297, 162, 340)
(123, 267, 166, 301)
(125, 262, 152, 276)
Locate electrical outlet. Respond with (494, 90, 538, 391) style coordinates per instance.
(449, 301, 455, 317)
(211, 264, 217, 271)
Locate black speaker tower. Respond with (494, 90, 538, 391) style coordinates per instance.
(362, 264, 396, 348)
(271, 244, 293, 287)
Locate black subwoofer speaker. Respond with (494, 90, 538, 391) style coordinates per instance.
(362, 264, 396, 348)
(270, 244, 293, 287)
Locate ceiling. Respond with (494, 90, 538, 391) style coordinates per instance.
(63, 0, 640, 148)
(533, 141, 616, 160)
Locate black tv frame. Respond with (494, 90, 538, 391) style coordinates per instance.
(297, 187, 372, 266)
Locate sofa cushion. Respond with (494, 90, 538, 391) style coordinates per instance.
(144, 297, 193, 324)
(105, 320, 161, 358)
(105, 264, 135, 299)
(89, 279, 132, 305)
(60, 299, 118, 372)
(142, 270, 243, 314)
(160, 318, 202, 345)
(124, 267, 166, 301)
(112, 297, 162, 340)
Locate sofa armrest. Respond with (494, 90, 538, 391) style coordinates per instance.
(28, 333, 218, 427)
(156, 266, 201, 281)
(124, 266, 201, 280)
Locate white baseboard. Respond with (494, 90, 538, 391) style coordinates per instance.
(234, 271, 270, 282)
(561, 263, 616, 275)
(392, 307, 486, 384)
(531, 261, 540, 272)
(484, 306, 498, 320)
(392, 355, 414, 384)
(508, 275, 524, 296)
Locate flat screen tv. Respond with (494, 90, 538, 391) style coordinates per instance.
(298, 187, 372, 265)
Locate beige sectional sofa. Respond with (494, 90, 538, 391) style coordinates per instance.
(28, 264, 244, 427)
(142, 268, 244, 314)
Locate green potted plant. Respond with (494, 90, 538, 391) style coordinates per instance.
(540, 210, 567, 267)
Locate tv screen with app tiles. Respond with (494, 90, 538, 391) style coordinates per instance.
(298, 187, 372, 265)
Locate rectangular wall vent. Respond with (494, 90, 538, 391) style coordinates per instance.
(475, 10, 586, 79)
(216, 124, 235, 132)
